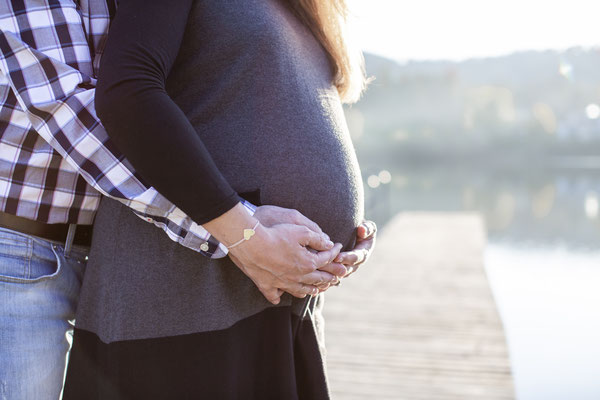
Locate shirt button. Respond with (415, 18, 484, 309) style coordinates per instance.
(200, 243, 209, 252)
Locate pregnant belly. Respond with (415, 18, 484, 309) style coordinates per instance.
(252, 96, 365, 251)
(259, 165, 363, 251)
(196, 90, 364, 251)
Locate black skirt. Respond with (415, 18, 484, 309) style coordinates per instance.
(63, 302, 330, 400)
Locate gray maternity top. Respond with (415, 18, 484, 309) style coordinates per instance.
(64, 0, 364, 399)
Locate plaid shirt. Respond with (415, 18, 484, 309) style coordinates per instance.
(0, 0, 255, 258)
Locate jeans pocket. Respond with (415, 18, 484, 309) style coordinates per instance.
(0, 229, 59, 283)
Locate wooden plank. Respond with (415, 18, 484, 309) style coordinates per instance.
(323, 213, 514, 400)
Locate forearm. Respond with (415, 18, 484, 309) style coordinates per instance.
(96, 0, 239, 225)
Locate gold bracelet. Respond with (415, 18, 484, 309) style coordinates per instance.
(226, 220, 260, 249)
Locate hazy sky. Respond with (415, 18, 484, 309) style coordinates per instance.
(346, 0, 600, 61)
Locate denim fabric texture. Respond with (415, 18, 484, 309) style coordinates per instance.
(0, 227, 88, 400)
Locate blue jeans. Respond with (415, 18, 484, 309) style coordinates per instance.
(0, 227, 88, 400)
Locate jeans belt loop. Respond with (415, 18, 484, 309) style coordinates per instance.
(64, 224, 76, 258)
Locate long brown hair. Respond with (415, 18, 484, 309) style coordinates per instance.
(287, 0, 368, 104)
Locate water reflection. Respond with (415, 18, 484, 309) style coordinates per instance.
(363, 165, 600, 250)
(531, 184, 555, 219)
(485, 245, 600, 400)
(490, 191, 516, 230)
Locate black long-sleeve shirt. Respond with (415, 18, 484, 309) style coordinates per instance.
(96, 0, 240, 224)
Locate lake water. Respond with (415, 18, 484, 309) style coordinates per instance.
(364, 165, 600, 400)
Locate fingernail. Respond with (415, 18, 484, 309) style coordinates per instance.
(335, 256, 343, 263)
(327, 240, 334, 248)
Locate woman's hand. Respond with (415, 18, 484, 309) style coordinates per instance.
(253, 204, 346, 290)
(317, 220, 377, 289)
(204, 202, 343, 304)
(228, 223, 342, 304)
(337, 219, 377, 276)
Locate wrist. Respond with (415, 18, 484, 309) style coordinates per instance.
(226, 220, 261, 249)
(203, 202, 259, 245)
(228, 222, 272, 260)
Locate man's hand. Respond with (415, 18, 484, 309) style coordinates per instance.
(253, 205, 325, 238)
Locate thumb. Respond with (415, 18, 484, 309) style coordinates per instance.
(259, 287, 281, 305)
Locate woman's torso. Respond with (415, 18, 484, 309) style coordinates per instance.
(75, 0, 364, 343)
(166, 0, 364, 249)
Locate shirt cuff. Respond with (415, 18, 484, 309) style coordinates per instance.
(183, 199, 257, 258)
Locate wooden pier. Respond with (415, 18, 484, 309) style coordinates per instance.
(323, 213, 514, 400)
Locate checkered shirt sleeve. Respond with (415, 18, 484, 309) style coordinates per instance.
(0, 0, 254, 258)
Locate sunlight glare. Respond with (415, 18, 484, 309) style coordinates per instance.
(584, 193, 599, 219)
(585, 104, 600, 120)
(367, 175, 381, 188)
(378, 170, 392, 184)
(347, 0, 600, 61)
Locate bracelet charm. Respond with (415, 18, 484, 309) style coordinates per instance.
(227, 220, 260, 249)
